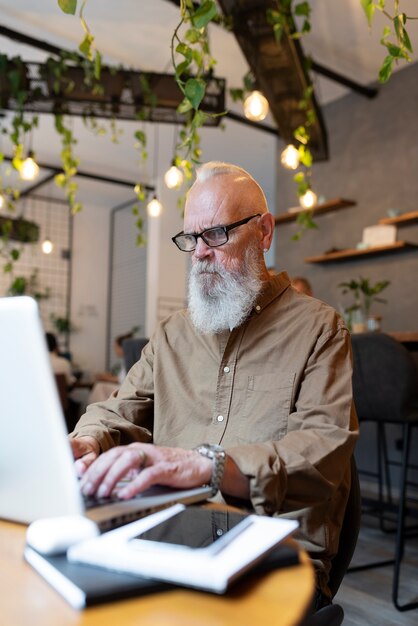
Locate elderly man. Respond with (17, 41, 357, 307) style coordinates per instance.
(70, 161, 358, 607)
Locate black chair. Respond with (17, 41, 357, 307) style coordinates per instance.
(122, 337, 148, 372)
(349, 332, 418, 611)
(308, 456, 361, 626)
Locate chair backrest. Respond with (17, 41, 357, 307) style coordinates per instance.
(122, 337, 149, 372)
(351, 333, 418, 423)
(328, 456, 361, 598)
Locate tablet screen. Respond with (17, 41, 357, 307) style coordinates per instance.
(131, 507, 251, 550)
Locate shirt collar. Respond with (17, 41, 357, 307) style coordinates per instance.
(252, 271, 291, 315)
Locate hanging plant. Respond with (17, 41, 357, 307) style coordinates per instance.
(171, 1, 222, 183)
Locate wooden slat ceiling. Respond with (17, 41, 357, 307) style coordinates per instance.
(217, 0, 328, 160)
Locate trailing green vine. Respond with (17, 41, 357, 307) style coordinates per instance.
(361, 1, 418, 82)
(171, 0, 221, 195)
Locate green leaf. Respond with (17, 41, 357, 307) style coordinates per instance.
(134, 130, 146, 145)
(184, 78, 205, 110)
(58, 0, 77, 15)
(361, 0, 375, 27)
(294, 2, 311, 18)
(94, 50, 102, 80)
(191, 1, 218, 29)
(176, 42, 193, 61)
(229, 87, 245, 102)
(78, 33, 94, 60)
(386, 43, 402, 58)
(293, 172, 305, 184)
(299, 146, 312, 168)
(379, 55, 394, 83)
(184, 28, 200, 44)
(177, 98, 193, 114)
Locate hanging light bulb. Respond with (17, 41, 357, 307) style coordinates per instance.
(280, 144, 300, 170)
(164, 163, 184, 190)
(243, 90, 269, 122)
(42, 237, 54, 254)
(147, 195, 163, 217)
(20, 150, 40, 181)
(299, 189, 318, 209)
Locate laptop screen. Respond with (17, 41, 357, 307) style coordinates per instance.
(0, 297, 211, 526)
(0, 296, 84, 523)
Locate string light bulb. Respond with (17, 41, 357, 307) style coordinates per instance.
(299, 189, 318, 209)
(147, 195, 163, 217)
(41, 237, 53, 254)
(20, 150, 40, 181)
(164, 163, 184, 189)
(243, 90, 269, 122)
(280, 144, 300, 170)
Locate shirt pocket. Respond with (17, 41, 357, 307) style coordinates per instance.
(238, 371, 296, 443)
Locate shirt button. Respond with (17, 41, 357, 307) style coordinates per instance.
(216, 528, 224, 537)
(217, 415, 224, 422)
(255, 305, 261, 311)
(223, 366, 230, 373)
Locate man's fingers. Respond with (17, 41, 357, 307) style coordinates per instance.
(80, 446, 147, 497)
(74, 451, 98, 478)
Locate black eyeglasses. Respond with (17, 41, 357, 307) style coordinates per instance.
(171, 213, 261, 252)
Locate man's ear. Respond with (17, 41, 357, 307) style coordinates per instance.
(259, 213, 275, 252)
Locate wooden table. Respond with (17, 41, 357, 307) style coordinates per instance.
(387, 331, 418, 350)
(0, 519, 315, 626)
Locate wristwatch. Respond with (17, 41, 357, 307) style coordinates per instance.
(194, 443, 226, 496)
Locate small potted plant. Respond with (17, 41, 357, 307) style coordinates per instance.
(339, 276, 390, 333)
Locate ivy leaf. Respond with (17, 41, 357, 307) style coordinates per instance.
(229, 87, 245, 102)
(79, 33, 94, 60)
(191, 1, 218, 29)
(176, 43, 193, 61)
(177, 97, 193, 114)
(379, 55, 394, 83)
(94, 50, 102, 80)
(294, 2, 311, 18)
(386, 43, 402, 58)
(361, 0, 375, 28)
(58, 0, 77, 15)
(184, 28, 200, 44)
(184, 78, 205, 110)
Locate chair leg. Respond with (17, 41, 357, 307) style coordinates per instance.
(392, 422, 418, 611)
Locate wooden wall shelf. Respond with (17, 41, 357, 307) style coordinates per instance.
(378, 211, 418, 226)
(275, 198, 356, 225)
(304, 241, 418, 264)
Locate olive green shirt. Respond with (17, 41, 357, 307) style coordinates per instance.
(71, 272, 359, 596)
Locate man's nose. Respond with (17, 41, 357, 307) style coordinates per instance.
(193, 237, 213, 260)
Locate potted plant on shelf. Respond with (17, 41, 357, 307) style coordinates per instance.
(338, 276, 390, 333)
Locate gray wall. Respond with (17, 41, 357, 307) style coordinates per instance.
(274, 62, 418, 333)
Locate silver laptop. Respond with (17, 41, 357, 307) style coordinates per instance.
(0, 296, 211, 528)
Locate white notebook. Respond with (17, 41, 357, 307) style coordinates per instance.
(68, 504, 299, 594)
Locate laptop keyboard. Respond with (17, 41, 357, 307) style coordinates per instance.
(83, 493, 124, 509)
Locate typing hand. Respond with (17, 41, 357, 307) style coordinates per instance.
(79, 443, 213, 500)
(70, 436, 100, 478)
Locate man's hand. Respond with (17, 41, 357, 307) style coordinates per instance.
(70, 436, 100, 477)
(79, 443, 213, 499)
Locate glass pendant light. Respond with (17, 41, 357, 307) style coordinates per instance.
(147, 195, 163, 217)
(243, 90, 269, 122)
(164, 163, 184, 189)
(280, 144, 300, 170)
(299, 189, 318, 209)
(20, 150, 40, 181)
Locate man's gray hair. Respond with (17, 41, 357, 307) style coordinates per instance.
(195, 161, 255, 183)
(193, 161, 269, 212)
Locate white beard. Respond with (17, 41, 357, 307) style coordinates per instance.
(188, 244, 263, 334)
